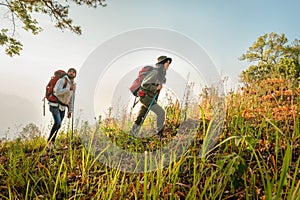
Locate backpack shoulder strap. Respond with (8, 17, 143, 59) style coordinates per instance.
(63, 77, 68, 89)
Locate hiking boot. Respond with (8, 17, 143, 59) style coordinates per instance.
(129, 123, 141, 137)
(47, 141, 54, 150)
(157, 129, 164, 138)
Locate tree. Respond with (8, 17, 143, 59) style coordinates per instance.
(239, 32, 300, 85)
(0, 0, 106, 56)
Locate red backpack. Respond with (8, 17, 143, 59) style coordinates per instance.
(129, 66, 154, 96)
(45, 70, 67, 103)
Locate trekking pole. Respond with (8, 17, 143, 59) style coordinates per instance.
(42, 97, 46, 116)
(71, 89, 75, 145)
(132, 96, 139, 109)
(131, 94, 157, 137)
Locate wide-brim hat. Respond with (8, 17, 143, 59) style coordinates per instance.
(157, 56, 172, 64)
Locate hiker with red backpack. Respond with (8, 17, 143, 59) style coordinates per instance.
(130, 56, 172, 138)
(46, 68, 77, 148)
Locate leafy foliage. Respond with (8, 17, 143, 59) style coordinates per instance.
(0, 29, 23, 56)
(240, 32, 300, 85)
(0, 0, 106, 56)
(229, 78, 299, 133)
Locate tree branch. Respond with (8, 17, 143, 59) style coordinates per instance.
(2, 0, 17, 36)
(43, 0, 81, 34)
(1, 0, 106, 56)
(7, 0, 16, 36)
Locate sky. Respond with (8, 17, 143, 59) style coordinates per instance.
(0, 0, 299, 139)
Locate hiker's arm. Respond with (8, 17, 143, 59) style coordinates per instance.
(67, 90, 75, 113)
(67, 96, 73, 118)
(67, 102, 73, 118)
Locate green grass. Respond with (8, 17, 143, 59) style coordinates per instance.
(0, 116, 299, 199)
(0, 86, 299, 199)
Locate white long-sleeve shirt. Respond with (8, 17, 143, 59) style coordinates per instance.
(48, 75, 75, 112)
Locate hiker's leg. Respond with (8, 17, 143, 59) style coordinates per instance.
(59, 109, 65, 123)
(55, 109, 66, 140)
(134, 105, 148, 125)
(150, 104, 165, 133)
(130, 105, 148, 136)
(48, 106, 63, 142)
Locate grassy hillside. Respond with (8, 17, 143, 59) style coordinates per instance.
(0, 78, 299, 199)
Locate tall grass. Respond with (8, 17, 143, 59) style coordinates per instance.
(0, 78, 299, 199)
(1, 118, 298, 199)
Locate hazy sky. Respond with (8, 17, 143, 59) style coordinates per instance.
(1, 0, 299, 138)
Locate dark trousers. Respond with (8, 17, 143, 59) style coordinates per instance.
(134, 103, 165, 132)
(48, 106, 65, 142)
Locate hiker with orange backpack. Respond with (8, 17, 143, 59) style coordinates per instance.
(130, 56, 172, 138)
(46, 68, 77, 148)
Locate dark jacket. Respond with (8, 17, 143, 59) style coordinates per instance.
(140, 68, 165, 106)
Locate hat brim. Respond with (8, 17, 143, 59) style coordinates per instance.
(157, 57, 172, 64)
